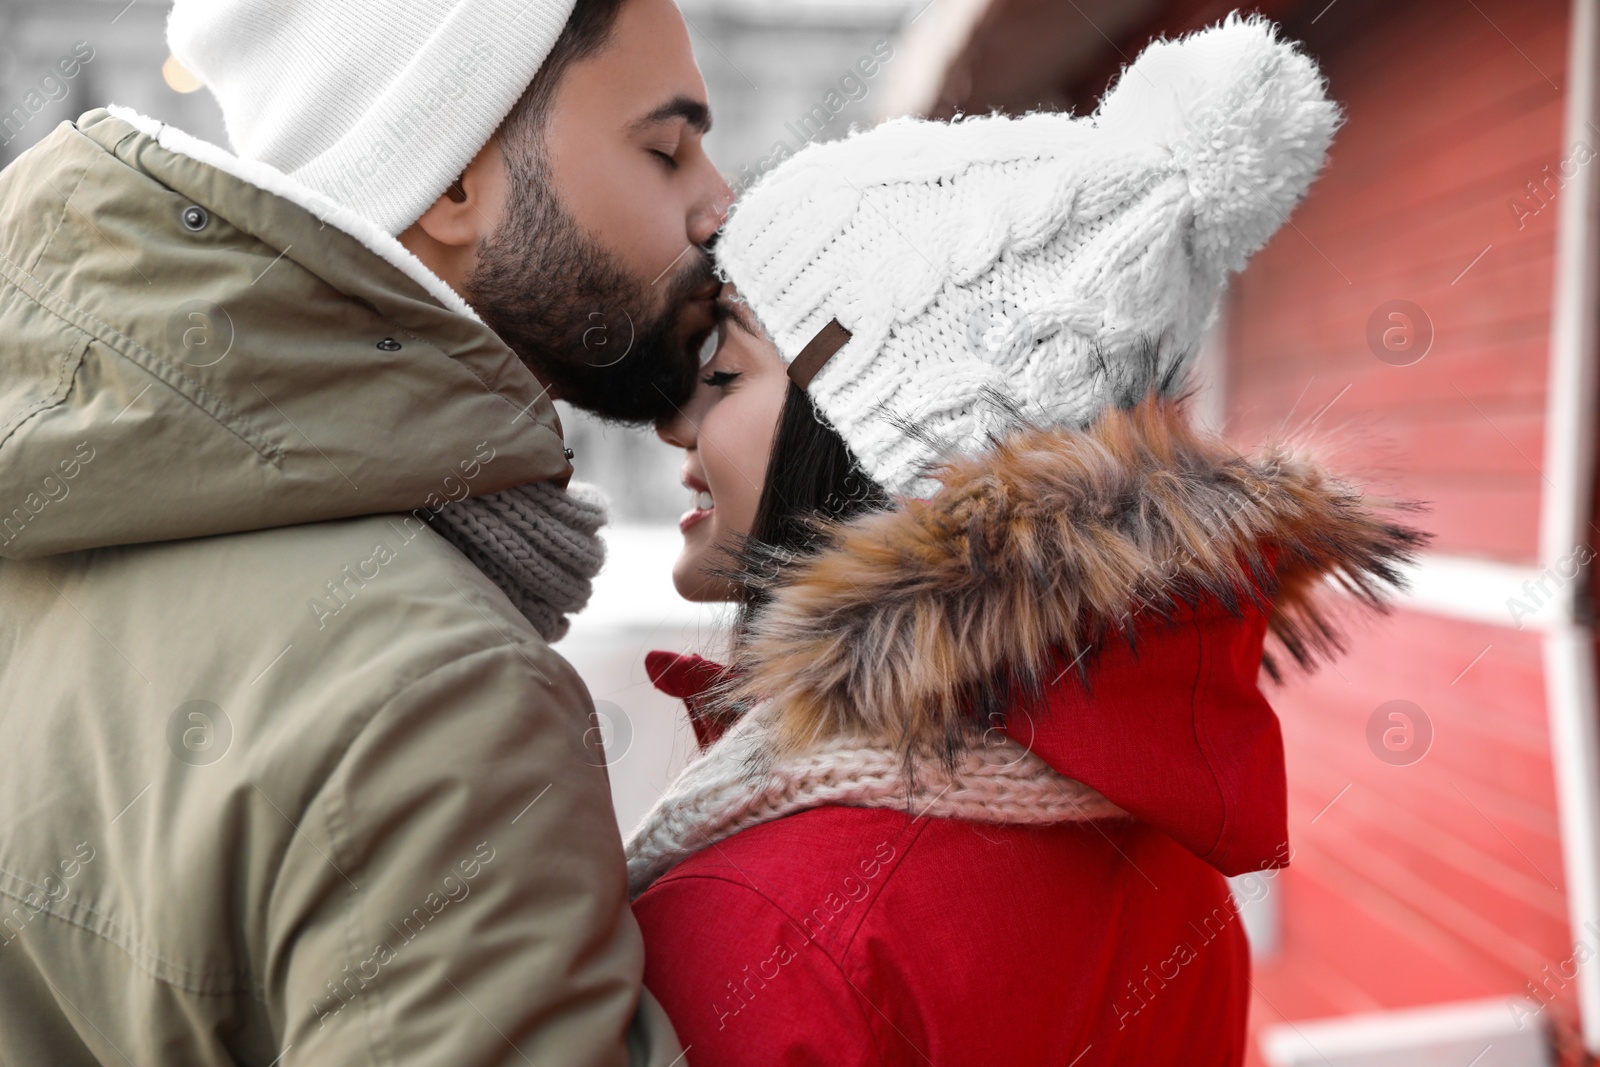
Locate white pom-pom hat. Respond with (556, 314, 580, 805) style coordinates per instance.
(716, 14, 1340, 499)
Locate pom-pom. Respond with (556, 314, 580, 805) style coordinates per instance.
(1095, 13, 1341, 274)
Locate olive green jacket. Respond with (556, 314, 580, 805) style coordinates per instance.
(0, 108, 682, 1067)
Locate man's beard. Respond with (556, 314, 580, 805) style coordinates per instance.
(462, 149, 718, 427)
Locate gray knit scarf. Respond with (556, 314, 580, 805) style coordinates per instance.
(430, 479, 609, 643)
(625, 699, 1128, 898)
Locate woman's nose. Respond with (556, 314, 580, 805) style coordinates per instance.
(656, 409, 695, 450)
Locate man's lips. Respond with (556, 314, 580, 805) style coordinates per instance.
(679, 297, 720, 367)
(686, 273, 723, 300)
(681, 282, 722, 330)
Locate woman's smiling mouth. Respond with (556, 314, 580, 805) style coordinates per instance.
(680, 474, 714, 533)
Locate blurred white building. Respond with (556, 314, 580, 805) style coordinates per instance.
(0, 0, 226, 168)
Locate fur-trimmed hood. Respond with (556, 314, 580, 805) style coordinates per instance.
(648, 396, 1426, 874)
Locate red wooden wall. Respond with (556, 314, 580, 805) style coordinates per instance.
(1219, 0, 1579, 1059)
(945, 0, 1580, 1057)
(1230, 0, 1565, 563)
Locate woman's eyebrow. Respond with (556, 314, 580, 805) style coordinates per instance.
(630, 96, 712, 135)
(716, 294, 757, 335)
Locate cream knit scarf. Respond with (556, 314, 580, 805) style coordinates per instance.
(431, 479, 608, 643)
(625, 701, 1128, 899)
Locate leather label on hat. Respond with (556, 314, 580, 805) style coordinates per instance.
(787, 319, 851, 390)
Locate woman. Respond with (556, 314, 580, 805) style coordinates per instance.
(629, 17, 1422, 1065)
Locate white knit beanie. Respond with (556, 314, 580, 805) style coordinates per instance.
(716, 15, 1339, 499)
(167, 0, 578, 235)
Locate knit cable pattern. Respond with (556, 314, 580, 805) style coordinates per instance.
(717, 15, 1339, 499)
(431, 478, 608, 643)
(624, 702, 1127, 899)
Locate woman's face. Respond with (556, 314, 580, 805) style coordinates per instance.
(655, 286, 790, 601)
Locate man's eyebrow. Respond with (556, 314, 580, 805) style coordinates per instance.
(630, 96, 712, 135)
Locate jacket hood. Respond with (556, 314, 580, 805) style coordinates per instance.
(0, 109, 569, 559)
(649, 396, 1426, 874)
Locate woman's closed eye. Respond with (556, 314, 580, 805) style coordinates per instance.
(701, 369, 741, 388)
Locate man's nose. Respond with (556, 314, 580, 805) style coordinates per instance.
(689, 168, 735, 248)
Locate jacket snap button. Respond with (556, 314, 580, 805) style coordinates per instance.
(376, 338, 402, 351)
(180, 205, 209, 231)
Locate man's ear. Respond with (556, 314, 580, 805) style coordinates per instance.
(398, 137, 512, 290)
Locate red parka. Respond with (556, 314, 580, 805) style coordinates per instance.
(631, 402, 1419, 1067)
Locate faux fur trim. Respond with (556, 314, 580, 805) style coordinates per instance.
(705, 396, 1428, 760)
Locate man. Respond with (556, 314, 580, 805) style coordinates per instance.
(0, 0, 729, 1063)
